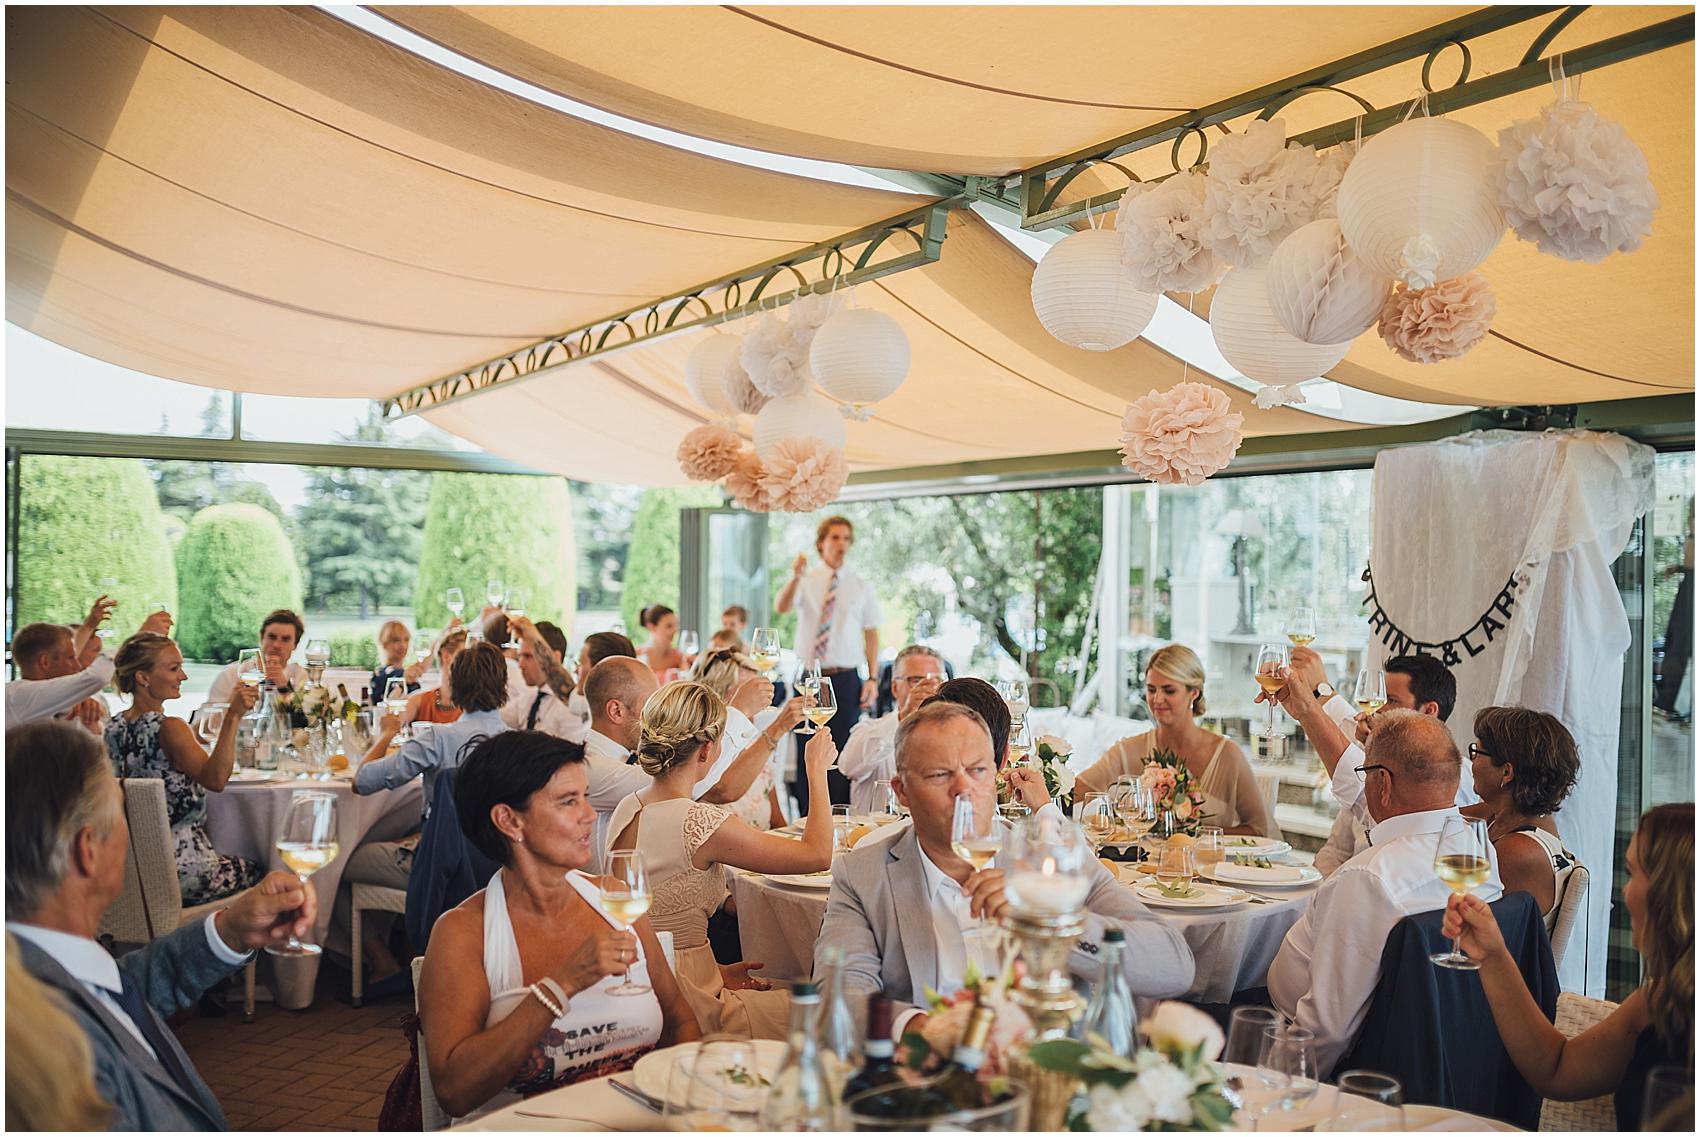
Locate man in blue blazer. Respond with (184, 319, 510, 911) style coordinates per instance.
(6, 719, 318, 1131)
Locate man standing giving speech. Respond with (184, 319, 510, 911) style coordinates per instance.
(776, 515, 880, 813)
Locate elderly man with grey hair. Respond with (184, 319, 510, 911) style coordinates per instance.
(836, 643, 949, 815)
(1266, 709, 1505, 1076)
(816, 700, 1194, 1039)
(6, 720, 319, 1130)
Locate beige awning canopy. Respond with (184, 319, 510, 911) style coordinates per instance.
(5, 5, 1692, 486)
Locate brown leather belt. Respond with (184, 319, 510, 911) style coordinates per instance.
(818, 667, 859, 676)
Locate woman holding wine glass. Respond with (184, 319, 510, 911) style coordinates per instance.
(1074, 645, 1278, 838)
(605, 682, 836, 1038)
(419, 731, 699, 1120)
(1442, 803, 1693, 1129)
(688, 647, 804, 830)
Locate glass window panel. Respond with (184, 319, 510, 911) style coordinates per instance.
(238, 393, 475, 450)
(5, 326, 232, 437)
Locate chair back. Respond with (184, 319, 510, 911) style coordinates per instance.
(1549, 863, 1590, 973)
(1538, 993, 1619, 1131)
(412, 956, 449, 1131)
(1337, 892, 1558, 1130)
(98, 778, 183, 946)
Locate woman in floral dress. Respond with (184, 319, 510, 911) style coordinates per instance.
(106, 633, 262, 905)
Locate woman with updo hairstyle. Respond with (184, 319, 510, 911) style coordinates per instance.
(636, 604, 685, 681)
(689, 647, 805, 830)
(1075, 643, 1277, 838)
(419, 731, 698, 1119)
(605, 681, 837, 1038)
(105, 632, 262, 904)
(1461, 705, 1583, 936)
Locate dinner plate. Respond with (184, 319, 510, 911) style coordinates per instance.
(1221, 836, 1293, 857)
(228, 769, 281, 783)
(1134, 882, 1251, 909)
(1203, 862, 1322, 887)
(765, 871, 835, 889)
(632, 1039, 788, 1107)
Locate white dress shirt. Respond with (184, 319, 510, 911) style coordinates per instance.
(883, 842, 979, 1040)
(7, 918, 250, 1058)
(5, 655, 115, 724)
(206, 659, 307, 706)
(1266, 806, 1504, 1076)
(837, 714, 899, 814)
(585, 728, 651, 873)
(566, 689, 591, 733)
(501, 684, 587, 743)
(792, 565, 881, 671)
(694, 706, 763, 797)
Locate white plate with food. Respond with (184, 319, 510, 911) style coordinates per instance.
(765, 870, 836, 889)
(1134, 881, 1251, 909)
(632, 1038, 787, 1108)
(1202, 862, 1322, 888)
(1221, 835, 1292, 857)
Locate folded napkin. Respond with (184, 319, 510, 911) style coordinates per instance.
(1216, 863, 1305, 882)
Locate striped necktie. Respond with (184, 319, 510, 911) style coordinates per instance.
(812, 571, 839, 665)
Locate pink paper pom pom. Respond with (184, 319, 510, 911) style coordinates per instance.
(723, 448, 771, 512)
(1118, 382, 1245, 485)
(676, 423, 744, 482)
(759, 437, 849, 513)
(1377, 272, 1497, 364)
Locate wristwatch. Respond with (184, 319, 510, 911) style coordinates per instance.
(1314, 682, 1335, 700)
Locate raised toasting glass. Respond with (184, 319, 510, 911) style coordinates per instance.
(1254, 643, 1290, 740)
(1354, 668, 1388, 716)
(795, 664, 824, 735)
(384, 678, 410, 740)
(950, 793, 1002, 875)
(600, 849, 653, 995)
(504, 589, 527, 649)
(1285, 607, 1318, 648)
(801, 672, 836, 739)
(996, 677, 1030, 724)
(678, 629, 699, 661)
(748, 628, 781, 676)
(269, 790, 338, 957)
(1008, 719, 1034, 767)
(238, 647, 265, 691)
(486, 578, 506, 611)
(445, 587, 465, 620)
(1432, 815, 1492, 969)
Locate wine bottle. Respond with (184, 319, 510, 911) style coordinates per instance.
(760, 982, 836, 1131)
(842, 996, 902, 1100)
(930, 1001, 995, 1111)
(1078, 928, 1138, 1057)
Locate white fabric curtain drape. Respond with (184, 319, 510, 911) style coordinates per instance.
(1370, 429, 1655, 996)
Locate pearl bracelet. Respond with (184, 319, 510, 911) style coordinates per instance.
(528, 981, 563, 1019)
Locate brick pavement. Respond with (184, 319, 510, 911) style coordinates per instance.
(173, 971, 411, 1131)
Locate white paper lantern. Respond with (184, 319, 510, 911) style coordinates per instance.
(685, 334, 741, 415)
(1265, 218, 1391, 345)
(810, 307, 911, 408)
(1210, 266, 1352, 385)
(1337, 116, 1505, 289)
(1031, 228, 1159, 351)
(753, 391, 847, 461)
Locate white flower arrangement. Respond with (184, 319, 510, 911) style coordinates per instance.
(1034, 734, 1077, 806)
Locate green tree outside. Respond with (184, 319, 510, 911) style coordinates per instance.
(174, 503, 303, 661)
(413, 473, 577, 631)
(619, 486, 723, 635)
(16, 455, 179, 642)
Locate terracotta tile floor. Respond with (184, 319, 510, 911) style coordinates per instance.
(173, 966, 412, 1131)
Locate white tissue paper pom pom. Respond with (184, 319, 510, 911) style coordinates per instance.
(1201, 118, 1336, 269)
(1117, 171, 1226, 294)
(740, 311, 812, 399)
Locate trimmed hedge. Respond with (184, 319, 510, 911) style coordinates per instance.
(413, 473, 576, 631)
(16, 455, 178, 642)
(619, 486, 723, 635)
(175, 504, 304, 662)
(328, 632, 381, 672)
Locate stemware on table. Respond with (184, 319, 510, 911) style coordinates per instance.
(1317, 1070, 1405, 1132)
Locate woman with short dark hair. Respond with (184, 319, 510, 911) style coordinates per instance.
(419, 732, 698, 1119)
(1462, 705, 1584, 933)
(354, 641, 510, 804)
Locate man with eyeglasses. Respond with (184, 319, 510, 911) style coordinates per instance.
(837, 644, 947, 814)
(1261, 651, 1465, 876)
(1265, 709, 1504, 1077)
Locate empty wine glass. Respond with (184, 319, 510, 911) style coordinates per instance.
(1079, 792, 1117, 855)
(486, 578, 506, 610)
(662, 1037, 765, 1131)
(1222, 1006, 1283, 1113)
(1431, 815, 1493, 970)
(600, 850, 652, 996)
(679, 629, 700, 659)
(445, 587, 465, 619)
(1255, 643, 1290, 740)
(1318, 1071, 1405, 1132)
(1260, 1024, 1319, 1117)
(269, 791, 337, 957)
(1286, 607, 1318, 649)
(1354, 668, 1388, 716)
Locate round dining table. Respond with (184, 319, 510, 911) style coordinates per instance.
(205, 770, 424, 1007)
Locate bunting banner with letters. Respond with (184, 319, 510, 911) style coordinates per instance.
(1359, 565, 1528, 667)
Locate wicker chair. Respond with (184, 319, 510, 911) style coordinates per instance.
(99, 778, 257, 1021)
(1537, 992, 1620, 1131)
(350, 883, 408, 1007)
(1549, 863, 1590, 973)
(413, 956, 449, 1131)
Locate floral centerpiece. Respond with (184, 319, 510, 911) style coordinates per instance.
(1028, 1002, 1235, 1131)
(1141, 749, 1209, 836)
(1034, 735, 1078, 810)
(900, 960, 1033, 1078)
(278, 684, 362, 739)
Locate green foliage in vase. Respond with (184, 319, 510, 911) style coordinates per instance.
(16, 455, 179, 643)
(413, 472, 576, 631)
(175, 504, 302, 661)
(619, 485, 723, 635)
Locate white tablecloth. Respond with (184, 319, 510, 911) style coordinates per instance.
(730, 871, 1313, 1003)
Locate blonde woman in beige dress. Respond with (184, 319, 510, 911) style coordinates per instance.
(1075, 644, 1279, 839)
(608, 682, 836, 1039)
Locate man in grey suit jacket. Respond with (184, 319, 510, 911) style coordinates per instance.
(6, 720, 319, 1131)
(816, 701, 1194, 1037)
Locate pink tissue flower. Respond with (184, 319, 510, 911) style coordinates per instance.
(1118, 382, 1244, 486)
(723, 448, 771, 512)
(758, 437, 848, 513)
(1377, 272, 1497, 364)
(675, 423, 743, 482)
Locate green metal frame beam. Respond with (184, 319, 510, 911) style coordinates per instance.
(1, 428, 548, 476)
(381, 198, 957, 418)
(1012, 7, 1693, 231)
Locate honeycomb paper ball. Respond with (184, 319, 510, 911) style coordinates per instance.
(1265, 218, 1392, 345)
(1337, 116, 1505, 289)
(1031, 228, 1160, 351)
(1210, 265, 1352, 385)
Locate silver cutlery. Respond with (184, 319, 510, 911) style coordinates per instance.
(608, 1078, 664, 1113)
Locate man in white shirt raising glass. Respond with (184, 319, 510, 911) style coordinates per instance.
(775, 515, 881, 813)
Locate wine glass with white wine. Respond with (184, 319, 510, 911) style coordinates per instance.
(384, 677, 410, 741)
(802, 674, 836, 740)
(269, 791, 338, 957)
(1079, 792, 1117, 856)
(748, 628, 780, 677)
(238, 647, 266, 692)
(1431, 815, 1493, 969)
(1354, 668, 1388, 716)
(445, 587, 465, 621)
(1285, 607, 1318, 649)
(950, 792, 1002, 932)
(1254, 643, 1290, 739)
(1008, 718, 1034, 767)
(600, 850, 653, 995)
